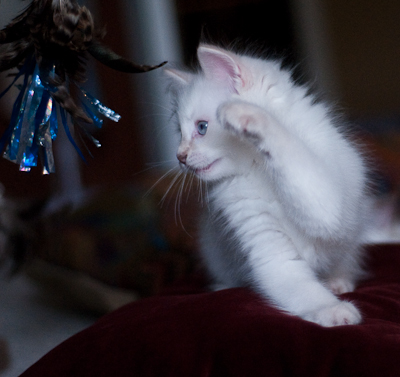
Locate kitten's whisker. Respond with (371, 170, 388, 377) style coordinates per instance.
(144, 166, 178, 198)
(145, 160, 177, 168)
(175, 171, 193, 237)
(201, 179, 207, 207)
(131, 159, 177, 179)
(175, 171, 187, 227)
(205, 180, 210, 207)
(160, 172, 183, 209)
(159, 169, 183, 206)
(173, 173, 183, 224)
(198, 177, 204, 207)
(186, 170, 197, 202)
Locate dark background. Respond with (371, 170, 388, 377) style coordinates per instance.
(0, 0, 400, 199)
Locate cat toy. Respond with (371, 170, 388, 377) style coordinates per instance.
(0, 0, 166, 173)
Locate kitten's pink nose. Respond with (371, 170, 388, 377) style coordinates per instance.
(177, 152, 187, 165)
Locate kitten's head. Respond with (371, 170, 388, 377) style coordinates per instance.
(165, 45, 256, 182)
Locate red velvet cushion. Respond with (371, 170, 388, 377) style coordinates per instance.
(20, 244, 400, 377)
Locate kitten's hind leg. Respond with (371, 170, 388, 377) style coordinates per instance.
(210, 282, 236, 291)
(325, 246, 366, 295)
(326, 277, 355, 295)
(325, 261, 365, 295)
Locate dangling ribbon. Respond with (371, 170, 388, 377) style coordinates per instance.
(0, 55, 120, 174)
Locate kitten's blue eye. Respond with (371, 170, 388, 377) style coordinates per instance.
(197, 120, 208, 135)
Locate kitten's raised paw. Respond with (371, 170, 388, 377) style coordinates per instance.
(217, 101, 264, 145)
(302, 301, 362, 327)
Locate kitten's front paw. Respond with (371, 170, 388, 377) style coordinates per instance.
(217, 101, 264, 145)
(302, 301, 362, 327)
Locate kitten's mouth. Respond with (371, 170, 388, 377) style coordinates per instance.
(194, 159, 221, 175)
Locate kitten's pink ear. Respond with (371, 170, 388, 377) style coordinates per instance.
(197, 45, 242, 92)
(164, 67, 192, 85)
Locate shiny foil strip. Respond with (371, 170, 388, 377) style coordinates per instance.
(0, 58, 121, 173)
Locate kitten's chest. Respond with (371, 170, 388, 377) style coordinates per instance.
(209, 173, 316, 259)
(210, 174, 284, 224)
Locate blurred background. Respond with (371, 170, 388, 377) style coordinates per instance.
(0, 0, 400, 375)
(1, 0, 400, 198)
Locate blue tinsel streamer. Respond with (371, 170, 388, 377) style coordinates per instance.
(0, 56, 120, 173)
(0, 56, 36, 156)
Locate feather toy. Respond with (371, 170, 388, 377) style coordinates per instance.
(0, 0, 166, 173)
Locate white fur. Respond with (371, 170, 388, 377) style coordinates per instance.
(165, 45, 371, 327)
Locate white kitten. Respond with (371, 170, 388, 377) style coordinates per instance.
(165, 44, 372, 327)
